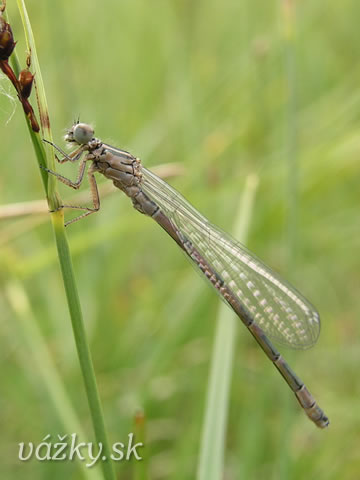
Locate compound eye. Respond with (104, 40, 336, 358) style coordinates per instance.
(73, 123, 94, 144)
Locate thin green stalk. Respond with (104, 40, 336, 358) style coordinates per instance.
(197, 174, 259, 480)
(133, 410, 148, 480)
(52, 213, 116, 480)
(4, 6, 49, 192)
(282, 0, 298, 271)
(9, 2, 116, 478)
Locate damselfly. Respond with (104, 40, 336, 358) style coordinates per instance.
(43, 122, 329, 428)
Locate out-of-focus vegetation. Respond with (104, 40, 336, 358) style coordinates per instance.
(0, 1, 359, 479)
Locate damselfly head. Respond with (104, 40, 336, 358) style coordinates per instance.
(65, 122, 94, 145)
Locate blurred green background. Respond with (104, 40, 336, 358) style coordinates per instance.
(0, 0, 359, 478)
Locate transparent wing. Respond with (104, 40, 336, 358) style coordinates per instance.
(141, 166, 320, 349)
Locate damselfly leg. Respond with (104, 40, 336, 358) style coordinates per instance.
(42, 139, 100, 225)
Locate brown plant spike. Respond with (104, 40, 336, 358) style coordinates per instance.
(0, 1, 39, 132)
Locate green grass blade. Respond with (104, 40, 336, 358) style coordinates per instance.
(133, 410, 148, 480)
(52, 214, 116, 480)
(281, 0, 298, 270)
(16, 0, 58, 204)
(3, 7, 49, 193)
(197, 175, 259, 480)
